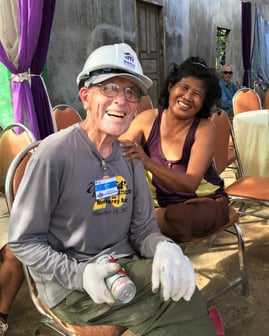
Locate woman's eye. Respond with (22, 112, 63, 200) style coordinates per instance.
(194, 91, 204, 98)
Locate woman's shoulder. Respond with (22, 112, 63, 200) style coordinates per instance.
(133, 108, 159, 128)
(198, 117, 215, 133)
(137, 107, 158, 120)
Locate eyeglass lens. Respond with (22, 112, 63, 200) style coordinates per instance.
(98, 83, 141, 102)
(223, 71, 233, 75)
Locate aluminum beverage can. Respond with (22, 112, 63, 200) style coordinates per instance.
(96, 254, 136, 304)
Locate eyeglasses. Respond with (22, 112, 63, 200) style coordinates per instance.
(96, 83, 142, 103)
(222, 71, 233, 75)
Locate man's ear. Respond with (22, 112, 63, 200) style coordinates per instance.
(79, 87, 89, 103)
(79, 87, 92, 110)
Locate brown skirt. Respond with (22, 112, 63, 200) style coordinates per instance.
(157, 196, 229, 243)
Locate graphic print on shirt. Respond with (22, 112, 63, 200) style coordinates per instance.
(87, 175, 131, 212)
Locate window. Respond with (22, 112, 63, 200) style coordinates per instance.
(216, 28, 230, 70)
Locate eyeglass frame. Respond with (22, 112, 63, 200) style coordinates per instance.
(89, 82, 143, 103)
(222, 71, 233, 75)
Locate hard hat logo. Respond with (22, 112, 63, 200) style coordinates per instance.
(123, 52, 135, 69)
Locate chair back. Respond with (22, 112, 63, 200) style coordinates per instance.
(232, 87, 262, 115)
(210, 110, 231, 174)
(52, 104, 82, 131)
(228, 119, 245, 178)
(137, 95, 153, 114)
(0, 123, 36, 190)
(264, 88, 269, 109)
(253, 81, 265, 107)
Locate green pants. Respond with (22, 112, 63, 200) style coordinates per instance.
(52, 256, 216, 336)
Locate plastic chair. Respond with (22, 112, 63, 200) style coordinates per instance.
(0, 123, 36, 191)
(53, 104, 82, 131)
(188, 204, 249, 303)
(232, 87, 262, 115)
(224, 122, 269, 222)
(181, 109, 249, 302)
(264, 88, 269, 109)
(5, 141, 127, 336)
(210, 110, 269, 222)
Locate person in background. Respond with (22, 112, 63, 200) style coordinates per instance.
(8, 44, 217, 336)
(0, 193, 24, 336)
(218, 64, 240, 117)
(120, 56, 229, 244)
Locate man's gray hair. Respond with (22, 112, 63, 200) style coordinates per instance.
(221, 64, 234, 72)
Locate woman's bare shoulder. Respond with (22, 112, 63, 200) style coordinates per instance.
(120, 108, 158, 141)
(196, 118, 215, 136)
(136, 108, 158, 122)
(131, 108, 158, 129)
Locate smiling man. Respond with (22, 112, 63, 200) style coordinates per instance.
(8, 44, 217, 336)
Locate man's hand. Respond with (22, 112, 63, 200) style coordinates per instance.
(152, 241, 196, 301)
(83, 262, 120, 304)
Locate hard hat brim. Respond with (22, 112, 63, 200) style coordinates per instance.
(81, 73, 152, 95)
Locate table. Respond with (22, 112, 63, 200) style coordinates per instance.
(233, 109, 269, 177)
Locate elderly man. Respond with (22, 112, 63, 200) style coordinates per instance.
(8, 43, 217, 335)
(219, 64, 240, 116)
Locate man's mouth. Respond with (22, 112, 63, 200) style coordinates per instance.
(106, 111, 127, 118)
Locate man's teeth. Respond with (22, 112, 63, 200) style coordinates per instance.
(107, 112, 126, 118)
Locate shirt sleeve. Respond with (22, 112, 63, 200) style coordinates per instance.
(8, 146, 86, 292)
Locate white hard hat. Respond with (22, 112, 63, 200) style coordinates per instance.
(76, 43, 152, 95)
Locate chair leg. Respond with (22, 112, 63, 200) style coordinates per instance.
(208, 234, 217, 248)
(232, 223, 249, 296)
(236, 202, 269, 221)
(206, 222, 249, 303)
(34, 317, 75, 336)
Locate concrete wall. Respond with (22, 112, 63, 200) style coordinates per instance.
(188, 0, 242, 81)
(46, 0, 243, 115)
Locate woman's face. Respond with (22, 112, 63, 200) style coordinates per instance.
(168, 76, 206, 119)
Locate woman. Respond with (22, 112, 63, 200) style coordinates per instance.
(120, 56, 229, 243)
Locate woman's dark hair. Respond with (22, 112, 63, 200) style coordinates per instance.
(159, 56, 221, 118)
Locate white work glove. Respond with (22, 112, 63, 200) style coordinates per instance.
(82, 262, 120, 304)
(152, 241, 196, 302)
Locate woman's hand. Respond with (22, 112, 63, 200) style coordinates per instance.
(120, 139, 151, 169)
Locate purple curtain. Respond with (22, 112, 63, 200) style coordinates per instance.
(30, 1, 56, 139)
(241, 2, 252, 87)
(0, 0, 55, 139)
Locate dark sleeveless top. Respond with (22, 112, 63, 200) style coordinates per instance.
(144, 108, 226, 207)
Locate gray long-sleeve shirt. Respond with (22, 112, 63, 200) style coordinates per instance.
(8, 124, 169, 308)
